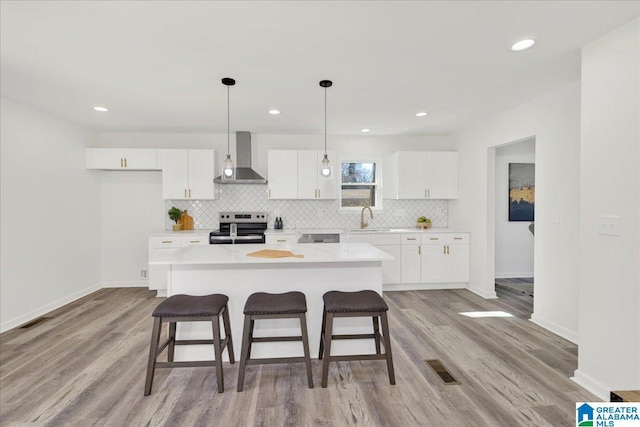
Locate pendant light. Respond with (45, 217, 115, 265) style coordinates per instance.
(320, 79, 333, 178)
(222, 77, 236, 180)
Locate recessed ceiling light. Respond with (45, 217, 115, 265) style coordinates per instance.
(416, 112, 428, 117)
(268, 109, 280, 115)
(510, 39, 536, 52)
(360, 128, 371, 133)
(93, 106, 108, 112)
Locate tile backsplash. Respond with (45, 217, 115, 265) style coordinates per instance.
(165, 184, 448, 230)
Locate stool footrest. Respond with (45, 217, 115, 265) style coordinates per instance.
(331, 333, 376, 340)
(155, 361, 218, 369)
(327, 354, 388, 362)
(251, 336, 302, 343)
(246, 356, 309, 365)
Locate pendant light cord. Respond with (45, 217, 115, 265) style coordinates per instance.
(324, 85, 327, 155)
(227, 84, 230, 156)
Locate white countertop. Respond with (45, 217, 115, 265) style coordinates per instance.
(264, 227, 465, 235)
(148, 229, 214, 237)
(150, 242, 393, 265)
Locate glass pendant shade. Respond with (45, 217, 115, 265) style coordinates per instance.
(321, 154, 331, 177)
(223, 154, 235, 179)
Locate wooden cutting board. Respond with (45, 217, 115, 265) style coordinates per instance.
(246, 249, 304, 259)
(179, 210, 194, 230)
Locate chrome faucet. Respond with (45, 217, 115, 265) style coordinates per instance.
(360, 206, 373, 229)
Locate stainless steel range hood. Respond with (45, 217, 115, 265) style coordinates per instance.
(214, 131, 267, 184)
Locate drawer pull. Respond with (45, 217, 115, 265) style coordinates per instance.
(161, 240, 173, 244)
(430, 238, 439, 241)
(406, 238, 417, 241)
(189, 240, 201, 243)
(454, 237, 463, 240)
(276, 239, 286, 242)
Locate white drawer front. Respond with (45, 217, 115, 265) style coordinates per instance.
(151, 237, 181, 249)
(181, 236, 208, 246)
(421, 233, 446, 244)
(266, 235, 297, 244)
(401, 233, 421, 245)
(347, 234, 372, 244)
(446, 234, 469, 244)
(371, 234, 401, 245)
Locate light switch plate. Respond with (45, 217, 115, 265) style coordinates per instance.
(598, 215, 620, 236)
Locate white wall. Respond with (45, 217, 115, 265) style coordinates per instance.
(0, 98, 101, 332)
(98, 171, 164, 285)
(450, 82, 581, 343)
(574, 18, 639, 400)
(95, 132, 457, 285)
(495, 139, 535, 278)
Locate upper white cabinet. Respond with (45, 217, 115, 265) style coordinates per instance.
(268, 150, 336, 200)
(86, 148, 159, 170)
(390, 151, 458, 199)
(161, 149, 216, 200)
(267, 150, 298, 199)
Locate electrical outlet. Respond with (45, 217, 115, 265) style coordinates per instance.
(140, 269, 148, 279)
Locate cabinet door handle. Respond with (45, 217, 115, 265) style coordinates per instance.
(424, 189, 427, 198)
(124, 158, 127, 168)
(161, 240, 173, 244)
(184, 189, 187, 198)
(446, 245, 450, 255)
(317, 189, 320, 198)
(120, 158, 124, 168)
(188, 189, 191, 198)
(418, 246, 421, 255)
(443, 245, 446, 254)
(428, 189, 430, 198)
(268, 189, 271, 198)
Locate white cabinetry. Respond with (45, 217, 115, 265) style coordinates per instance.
(148, 233, 209, 296)
(161, 150, 216, 200)
(371, 234, 401, 284)
(267, 150, 298, 199)
(390, 151, 458, 199)
(400, 233, 422, 283)
(86, 148, 159, 170)
(268, 150, 336, 200)
(420, 233, 469, 283)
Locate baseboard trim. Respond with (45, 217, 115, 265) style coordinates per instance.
(495, 273, 534, 279)
(101, 280, 148, 288)
(467, 285, 498, 299)
(383, 283, 465, 292)
(0, 282, 101, 333)
(530, 313, 578, 344)
(572, 369, 609, 401)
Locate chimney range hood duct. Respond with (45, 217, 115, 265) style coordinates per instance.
(214, 131, 267, 184)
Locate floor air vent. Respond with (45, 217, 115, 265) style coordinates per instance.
(19, 317, 51, 329)
(425, 359, 460, 385)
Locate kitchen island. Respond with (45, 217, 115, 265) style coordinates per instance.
(150, 243, 393, 361)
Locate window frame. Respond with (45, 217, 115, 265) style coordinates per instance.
(338, 157, 384, 212)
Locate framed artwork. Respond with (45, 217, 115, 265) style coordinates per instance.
(509, 163, 535, 221)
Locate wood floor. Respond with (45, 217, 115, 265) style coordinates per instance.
(0, 287, 597, 426)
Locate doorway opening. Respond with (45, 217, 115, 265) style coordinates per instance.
(492, 138, 535, 311)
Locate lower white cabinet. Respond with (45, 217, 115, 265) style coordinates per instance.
(420, 233, 469, 283)
(265, 233, 297, 244)
(400, 233, 422, 283)
(148, 233, 209, 296)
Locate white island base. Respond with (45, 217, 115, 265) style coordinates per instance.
(153, 243, 393, 362)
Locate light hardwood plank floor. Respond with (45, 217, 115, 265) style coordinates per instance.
(0, 287, 598, 426)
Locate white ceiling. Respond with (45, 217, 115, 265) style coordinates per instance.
(1, 1, 638, 136)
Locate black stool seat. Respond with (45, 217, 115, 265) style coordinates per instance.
(144, 293, 234, 396)
(323, 290, 388, 313)
(243, 291, 306, 315)
(319, 290, 395, 388)
(153, 294, 228, 317)
(237, 291, 313, 391)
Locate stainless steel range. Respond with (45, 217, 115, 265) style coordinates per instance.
(209, 212, 267, 244)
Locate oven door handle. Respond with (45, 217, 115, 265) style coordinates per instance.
(209, 235, 263, 241)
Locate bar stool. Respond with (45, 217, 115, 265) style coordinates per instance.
(318, 290, 395, 387)
(144, 293, 234, 395)
(237, 291, 313, 391)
